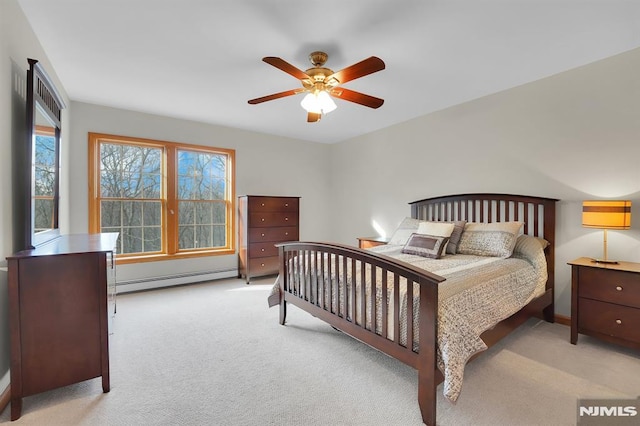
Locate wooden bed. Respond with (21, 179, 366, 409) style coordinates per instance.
(273, 193, 558, 425)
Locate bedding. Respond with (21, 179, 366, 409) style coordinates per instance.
(268, 234, 547, 402)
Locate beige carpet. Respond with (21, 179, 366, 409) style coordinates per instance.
(1, 277, 639, 425)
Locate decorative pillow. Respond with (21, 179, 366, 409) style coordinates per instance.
(446, 220, 467, 254)
(402, 233, 449, 259)
(417, 221, 455, 256)
(457, 222, 524, 258)
(512, 234, 549, 257)
(388, 217, 421, 245)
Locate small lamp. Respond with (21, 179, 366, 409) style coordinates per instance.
(582, 200, 632, 264)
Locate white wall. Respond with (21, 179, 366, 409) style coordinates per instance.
(328, 47, 640, 317)
(69, 102, 332, 288)
(0, 0, 71, 395)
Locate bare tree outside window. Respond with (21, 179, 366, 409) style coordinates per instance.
(177, 150, 227, 250)
(89, 133, 235, 263)
(33, 133, 56, 232)
(99, 143, 162, 255)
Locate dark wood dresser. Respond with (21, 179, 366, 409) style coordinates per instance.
(7, 233, 118, 420)
(569, 257, 640, 351)
(238, 196, 299, 283)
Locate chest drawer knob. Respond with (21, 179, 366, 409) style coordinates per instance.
(261, 263, 265, 267)
(261, 218, 265, 222)
(285, 203, 289, 207)
(285, 232, 289, 236)
(616, 319, 622, 325)
(261, 233, 265, 237)
(261, 248, 265, 252)
(261, 203, 265, 207)
(285, 217, 289, 221)
(616, 286, 623, 291)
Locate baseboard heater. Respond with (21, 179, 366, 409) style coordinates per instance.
(116, 268, 238, 293)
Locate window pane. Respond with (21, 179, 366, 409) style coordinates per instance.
(178, 225, 195, 249)
(178, 201, 195, 225)
(143, 226, 162, 252)
(34, 198, 54, 232)
(177, 150, 228, 201)
(100, 143, 162, 199)
(143, 202, 162, 226)
(177, 200, 226, 250)
(101, 200, 122, 227)
(34, 135, 56, 197)
(122, 227, 143, 254)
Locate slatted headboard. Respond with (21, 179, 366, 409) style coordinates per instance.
(409, 193, 559, 292)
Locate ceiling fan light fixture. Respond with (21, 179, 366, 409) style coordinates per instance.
(300, 90, 337, 114)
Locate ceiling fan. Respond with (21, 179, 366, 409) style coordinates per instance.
(248, 51, 385, 123)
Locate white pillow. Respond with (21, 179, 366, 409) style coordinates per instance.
(417, 221, 455, 238)
(388, 217, 422, 245)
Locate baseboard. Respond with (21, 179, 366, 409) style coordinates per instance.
(116, 268, 238, 293)
(554, 314, 571, 326)
(0, 370, 10, 416)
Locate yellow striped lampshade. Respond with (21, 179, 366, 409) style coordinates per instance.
(582, 200, 632, 229)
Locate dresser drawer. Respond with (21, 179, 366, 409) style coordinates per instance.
(579, 267, 640, 309)
(248, 256, 280, 276)
(579, 298, 640, 343)
(248, 197, 299, 212)
(249, 212, 298, 228)
(248, 242, 279, 258)
(248, 226, 298, 243)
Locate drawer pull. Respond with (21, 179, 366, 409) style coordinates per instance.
(616, 319, 622, 325)
(616, 286, 623, 291)
(261, 203, 265, 207)
(285, 232, 289, 236)
(285, 203, 289, 207)
(285, 217, 289, 221)
(261, 248, 265, 252)
(261, 233, 265, 237)
(261, 263, 265, 267)
(261, 218, 265, 222)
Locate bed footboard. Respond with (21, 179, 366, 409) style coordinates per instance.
(276, 241, 445, 425)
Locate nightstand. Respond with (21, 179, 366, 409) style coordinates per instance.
(357, 236, 390, 249)
(568, 257, 640, 350)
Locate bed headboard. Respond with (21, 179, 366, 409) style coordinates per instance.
(409, 193, 559, 291)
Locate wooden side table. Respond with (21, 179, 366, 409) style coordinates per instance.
(568, 257, 640, 350)
(357, 236, 390, 249)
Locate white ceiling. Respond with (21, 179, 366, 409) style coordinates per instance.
(16, 0, 640, 144)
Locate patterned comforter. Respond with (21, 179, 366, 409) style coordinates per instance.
(268, 236, 548, 402)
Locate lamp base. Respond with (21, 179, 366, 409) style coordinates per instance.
(591, 258, 619, 265)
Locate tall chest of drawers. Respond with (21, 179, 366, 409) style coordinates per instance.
(238, 195, 300, 283)
(569, 257, 640, 351)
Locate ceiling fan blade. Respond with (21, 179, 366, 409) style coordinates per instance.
(263, 57, 310, 80)
(327, 56, 385, 85)
(307, 112, 321, 122)
(330, 88, 384, 109)
(248, 89, 301, 105)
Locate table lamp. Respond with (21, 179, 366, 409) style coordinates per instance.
(582, 200, 632, 264)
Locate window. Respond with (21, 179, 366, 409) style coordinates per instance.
(89, 133, 235, 263)
(34, 125, 58, 232)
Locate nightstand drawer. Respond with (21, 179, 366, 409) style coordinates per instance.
(579, 298, 640, 343)
(579, 267, 640, 309)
